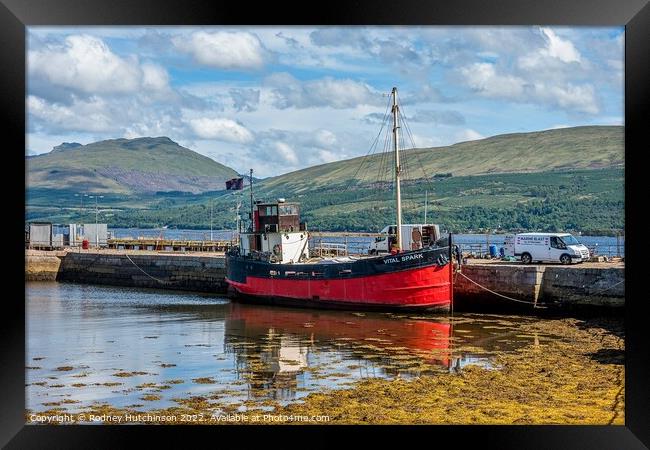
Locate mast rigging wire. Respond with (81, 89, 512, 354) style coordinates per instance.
(343, 89, 439, 226)
(345, 94, 393, 191)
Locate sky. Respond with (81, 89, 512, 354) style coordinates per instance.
(26, 26, 624, 177)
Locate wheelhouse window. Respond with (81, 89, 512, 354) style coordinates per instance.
(279, 204, 298, 216)
(259, 205, 278, 217)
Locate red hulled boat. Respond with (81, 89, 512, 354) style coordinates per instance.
(225, 87, 454, 311)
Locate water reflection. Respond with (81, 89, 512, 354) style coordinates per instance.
(223, 303, 454, 400)
(26, 282, 541, 413)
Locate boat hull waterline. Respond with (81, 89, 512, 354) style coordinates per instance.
(226, 246, 453, 311)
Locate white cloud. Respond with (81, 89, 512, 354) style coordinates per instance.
(518, 28, 583, 71)
(540, 28, 581, 64)
(28, 93, 193, 142)
(26, 26, 622, 176)
(314, 129, 337, 147)
(173, 31, 266, 70)
(122, 113, 184, 139)
(402, 84, 450, 104)
(237, 128, 357, 176)
(460, 61, 598, 115)
(460, 63, 525, 99)
(29, 35, 145, 94)
(187, 117, 254, 144)
(456, 129, 484, 142)
(410, 110, 466, 126)
(265, 73, 381, 109)
(141, 63, 170, 92)
(410, 134, 441, 148)
(274, 142, 299, 165)
(310, 28, 368, 48)
(317, 149, 339, 163)
(28, 95, 116, 133)
(533, 82, 598, 114)
(229, 88, 260, 112)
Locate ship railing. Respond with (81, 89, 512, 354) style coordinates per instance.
(311, 242, 348, 258)
(308, 237, 373, 256)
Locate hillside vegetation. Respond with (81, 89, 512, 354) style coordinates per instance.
(25, 126, 624, 234)
(261, 126, 623, 193)
(27, 136, 239, 195)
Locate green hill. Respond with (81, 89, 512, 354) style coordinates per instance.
(260, 126, 623, 193)
(243, 125, 624, 234)
(27, 136, 239, 195)
(25, 126, 625, 234)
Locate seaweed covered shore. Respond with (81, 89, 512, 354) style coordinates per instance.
(27, 317, 624, 425)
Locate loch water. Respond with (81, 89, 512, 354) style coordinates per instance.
(25, 281, 589, 415)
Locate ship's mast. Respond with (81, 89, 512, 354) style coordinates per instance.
(391, 87, 402, 251)
(249, 168, 254, 232)
(424, 190, 428, 224)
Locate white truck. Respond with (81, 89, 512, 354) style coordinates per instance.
(368, 224, 440, 255)
(502, 232, 590, 264)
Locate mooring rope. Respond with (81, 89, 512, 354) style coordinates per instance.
(124, 253, 170, 284)
(456, 271, 545, 308)
(457, 269, 625, 308)
(587, 279, 624, 297)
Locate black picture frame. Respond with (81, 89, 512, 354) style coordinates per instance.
(4, 0, 648, 448)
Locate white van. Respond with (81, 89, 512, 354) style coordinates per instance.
(502, 233, 590, 264)
(368, 224, 440, 254)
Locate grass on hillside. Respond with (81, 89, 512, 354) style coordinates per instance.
(26, 167, 624, 236)
(261, 126, 623, 191)
(27, 137, 239, 194)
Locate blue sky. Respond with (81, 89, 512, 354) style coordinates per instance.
(27, 26, 624, 177)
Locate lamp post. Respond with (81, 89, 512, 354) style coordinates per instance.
(88, 195, 104, 247)
(73, 193, 89, 247)
(74, 193, 81, 212)
(74, 194, 89, 216)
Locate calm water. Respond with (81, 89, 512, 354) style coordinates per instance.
(110, 228, 625, 257)
(26, 282, 560, 414)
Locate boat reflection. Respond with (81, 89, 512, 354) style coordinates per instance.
(224, 302, 454, 399)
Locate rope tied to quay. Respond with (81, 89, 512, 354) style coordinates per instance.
(587, 279, 625, 297)
(124, 253, 170, 285)
(456, 271, 546, 308)
(456, 269, 625, 308)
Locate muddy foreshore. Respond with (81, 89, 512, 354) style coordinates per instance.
(26, 316, 624, 425)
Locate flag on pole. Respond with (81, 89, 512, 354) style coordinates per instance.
(226, 177, 244, 190)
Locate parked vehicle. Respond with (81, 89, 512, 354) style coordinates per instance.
(502, 232, 590, 264)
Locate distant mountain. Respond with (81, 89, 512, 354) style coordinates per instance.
(51, 142, 83, 153)
(260, 126, 624, 193)
(26, 136, 239, 194)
